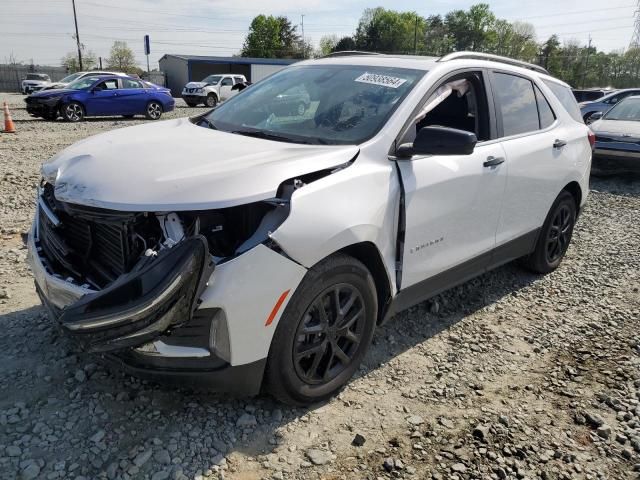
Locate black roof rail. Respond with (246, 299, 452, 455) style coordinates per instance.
(438, 51, 549, 75)
(323, 51, 382, 58)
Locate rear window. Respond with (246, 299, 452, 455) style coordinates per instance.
(543, 80, 583, 123)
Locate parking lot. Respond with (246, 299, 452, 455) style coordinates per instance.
(1, 91, 639, 480)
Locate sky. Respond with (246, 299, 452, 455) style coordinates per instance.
(2, 0, 638, 68)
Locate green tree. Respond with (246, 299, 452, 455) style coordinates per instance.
(61, 50, 97, 73)
(445, 3, 496, 52)
(241, 15, 303, 58)
(106, 41, 137, 73)
(332, 36, 357, 52)
(318, 34, 339, 57)
(354, 8, 424, 53)
(423, 15, 453, 55)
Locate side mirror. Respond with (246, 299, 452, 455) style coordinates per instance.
(587, 111, 603, 124)
(397, 126, 477, 158)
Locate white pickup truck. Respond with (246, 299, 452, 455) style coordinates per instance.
(181, 74, 247, 107)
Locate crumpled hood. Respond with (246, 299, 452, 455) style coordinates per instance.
(184, 82, 211, 89)
(43, 117, 358, 211)
(591, 119, 640, 137)
(31, 88, 75, 98)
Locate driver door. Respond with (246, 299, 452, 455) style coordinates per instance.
(219, 77, 234, 101)
(85, 79, 119, 116)
(395, 70, 507, 289)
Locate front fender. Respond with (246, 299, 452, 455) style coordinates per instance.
(271, 161, 399, 293)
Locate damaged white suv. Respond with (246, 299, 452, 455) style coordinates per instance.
(28, 52, 592, 405)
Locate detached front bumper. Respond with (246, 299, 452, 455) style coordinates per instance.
(28, 210, 307, 395)
(24, 97, 59, 117)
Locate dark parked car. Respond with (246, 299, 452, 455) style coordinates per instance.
(25, 75, 175, 122)
(580, 88, 640, 123)
(589, 95, 640, 175)
(572, 88, 612, 103)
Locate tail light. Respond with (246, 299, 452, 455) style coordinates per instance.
(588, 130, 596, 149)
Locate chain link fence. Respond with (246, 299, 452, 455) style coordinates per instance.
(0, 64, 68, 92)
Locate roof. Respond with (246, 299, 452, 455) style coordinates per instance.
(159, 54, 297, 66)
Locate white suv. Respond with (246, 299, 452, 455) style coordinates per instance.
(182, 74, 247, 107)
(28, 52, 592, 405)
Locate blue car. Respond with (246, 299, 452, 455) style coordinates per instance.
(580, 88, 640, 123)
(25, 75, 175, 122)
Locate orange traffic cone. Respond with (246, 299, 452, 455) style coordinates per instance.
(3, 102, 16, 133)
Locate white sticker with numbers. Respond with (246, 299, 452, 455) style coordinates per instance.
(354, 72, 407, 89)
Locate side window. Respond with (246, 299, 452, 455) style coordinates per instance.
(492, 73, 539, 137)
(122, 78, 142, 89)
(535, 85, 555, 129)
(221, 77, 233, 87)
(234, 76, 244, 84)
(542, 79, 583, 123)
(95, 79, 118, 91)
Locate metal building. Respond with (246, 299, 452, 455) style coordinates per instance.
(159, 54, 297, 96)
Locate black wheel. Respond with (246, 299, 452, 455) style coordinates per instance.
(522, 191, 576, 274)
(145, 101, 163, 120)
(185, 102, 198, 108)
(205, 94, 218, 108)
(266, 254, 377, 405)
(62, 102, 84, 122)
(122, 114, 135, 119)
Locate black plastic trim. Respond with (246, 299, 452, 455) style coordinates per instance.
(383, 229, 539, 322)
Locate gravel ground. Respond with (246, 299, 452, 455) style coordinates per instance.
(1, 91, 639, 480)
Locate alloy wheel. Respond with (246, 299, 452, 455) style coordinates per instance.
(546, 204, 572, 263)
(65, 104, 82, 122)
(293, 283, 365, 385)
(147, 103, 162, 119)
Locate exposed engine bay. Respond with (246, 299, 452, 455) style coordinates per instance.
(36, 181, 297, 291)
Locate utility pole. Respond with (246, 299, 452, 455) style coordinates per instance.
(629, 0, 640, 48)
(582, 35, 592, 88)
(72, 0, 83, 70)
(99, 56, 102, 69)
(413, 15, 418, 54)
(301, 15, 305, 58)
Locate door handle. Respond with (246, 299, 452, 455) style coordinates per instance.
(483, 156, 505, 167)
(553, 139, 567, 148)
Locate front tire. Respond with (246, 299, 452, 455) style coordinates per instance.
(145, 101, 163, 120)
(266, 254, 377, 405)
(205, 94, 218, 108)
(522, 191, 576, 274)
(62, 102, 84, 122)
(185, 102, 199, 108)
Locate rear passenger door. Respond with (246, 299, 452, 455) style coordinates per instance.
(490, 71, 568, 247)
(117, 78, 147, 114)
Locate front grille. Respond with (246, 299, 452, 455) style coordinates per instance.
(37, 184, 153, 288)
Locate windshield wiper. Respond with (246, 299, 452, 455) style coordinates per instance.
(199, 117, 217, 130)
(231, 129, 312, 144)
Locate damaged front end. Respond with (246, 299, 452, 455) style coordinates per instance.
(29, 179, 295, 356)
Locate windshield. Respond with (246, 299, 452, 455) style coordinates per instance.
(26, 74, 48, 80)
(60, 72, 83, 83)
(67, 77, 101, 90)
(202, 75, 222, 85)
(603, 97, 640, 121)
(204, 65, 425, 145)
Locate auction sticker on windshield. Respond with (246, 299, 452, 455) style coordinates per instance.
(355, 72, 407, 89)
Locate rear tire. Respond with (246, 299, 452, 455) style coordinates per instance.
(145, 101, 163, 120)
(62, 102, 84, 122)
(521, 191, 576, 274)
(205, 94, 217, 108)
(266, 254, 377, 406)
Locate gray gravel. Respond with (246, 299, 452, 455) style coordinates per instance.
(1, 91, 639, 479)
